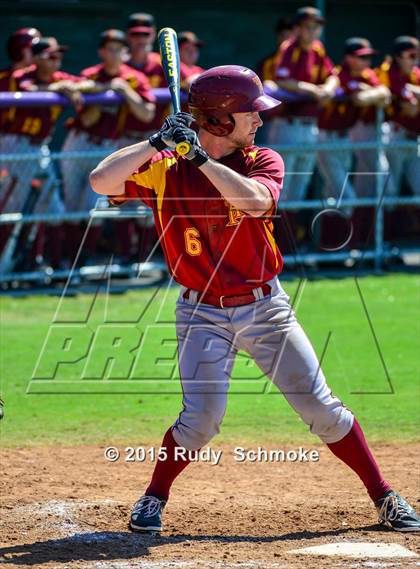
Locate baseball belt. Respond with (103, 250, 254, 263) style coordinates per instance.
(183, 283, 271, 308)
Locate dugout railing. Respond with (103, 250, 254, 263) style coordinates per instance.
(0, 89, 419, 286)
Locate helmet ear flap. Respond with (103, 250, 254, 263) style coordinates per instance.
(190, 108, 235, 137)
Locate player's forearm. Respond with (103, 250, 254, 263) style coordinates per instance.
(74, 80, 97, 92)
(48, 80, 94, 92)
(321, 75, 339, 97)
(199, 159, 273, 217)
(276, 79, 318, 97)
(406, 84, 420, 100)
(123, 88, 156, 122)
(353, 86, 391, 107)
(90, 140, 156, 195)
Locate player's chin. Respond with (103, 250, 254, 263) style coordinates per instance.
(247, 133, 256, 144)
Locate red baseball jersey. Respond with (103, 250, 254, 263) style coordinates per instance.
(2, 67, 81, 140)
(274, 38, 334, 117)
(127, 52, 164, 88)
(377, 60, 420, 134)
(111, 146, 285, 295)
(126, 53, 170, 133)
(0, 66, 17, 130)
(180, 64, 205, 113)
(181, 64, 204, 79)
(257, 50, 282, 82)
(68, 63, 155, 139)
(0, 66, 17, 92)
(319, 64, 380, 130)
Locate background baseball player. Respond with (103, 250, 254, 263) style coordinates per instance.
(269, 6, 338, 252)
(178, 31, 205, 87)
(125, 13, 170, 138)
(378, 35, 419, 197)
(255, 17, 293, 140)
(1, 36, 88, 214)
(0, 28, 41, 130)
(317, 38, 391, 249)
(60, 29, 155, 263)
(90, 65, 420, 535)
(0, 27, 41, 253)
(377, 36, 419, 243)
(256, 17, 293, 85)
(339, 39, 395, 248)
(0, 36, 92, 268)
(125, 13, 192, 138)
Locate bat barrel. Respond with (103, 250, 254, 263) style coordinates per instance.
(158, 28, 192, 156)
(158, 27, 181, 114)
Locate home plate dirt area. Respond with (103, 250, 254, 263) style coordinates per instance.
(1, 444, 419, 569)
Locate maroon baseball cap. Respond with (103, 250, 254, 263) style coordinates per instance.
(178, 31, 205, 47)
(345, 37, 378, 56)
(99, 29, 128, 47)
(293, 6, 325, 26)
(7, 27, 41, 61)
(32, 37, 68, 57)
(127, 13, 155, 34)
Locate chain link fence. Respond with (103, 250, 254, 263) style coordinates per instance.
(0, 91, 419, 289)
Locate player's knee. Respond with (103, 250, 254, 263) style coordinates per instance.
(307, 401, 354, 443)
(172, 397, 226, 450)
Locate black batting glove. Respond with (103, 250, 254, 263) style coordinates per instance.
(172, 125, 209, 167)
(149, 112, 194, 151)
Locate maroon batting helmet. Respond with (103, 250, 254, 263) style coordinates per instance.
(7, 27, 41, 62)
(188, 65, 281, 136)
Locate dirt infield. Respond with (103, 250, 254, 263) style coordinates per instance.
(1, 443, 419, 569)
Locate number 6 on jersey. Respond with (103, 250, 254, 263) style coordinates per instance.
(184, 227, 202, 256)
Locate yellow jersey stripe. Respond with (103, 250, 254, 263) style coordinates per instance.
(263, 220, 279, 270)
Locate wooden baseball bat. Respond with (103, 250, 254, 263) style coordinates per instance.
(157, 27, 191, 156)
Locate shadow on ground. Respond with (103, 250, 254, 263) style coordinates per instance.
(0, 525, 387, 565)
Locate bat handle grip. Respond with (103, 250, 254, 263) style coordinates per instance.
(176, 141, 191, 156)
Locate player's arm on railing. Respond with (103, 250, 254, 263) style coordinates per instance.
(404, 83, 420, 101)
(276, 78, 321, 97)
(48, 79, 97, 92)
(351, 85, 391, 107)
(276, 74, 339, 101)
(32, 79, 97, 110)
(90, 140, 157, 196)
(319, 74, 340, 99)
(109, 78, 155, 123)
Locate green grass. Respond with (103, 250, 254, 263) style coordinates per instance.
(1, 274, 419, 447)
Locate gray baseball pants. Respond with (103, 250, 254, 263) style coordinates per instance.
(172, 276, 354, 450)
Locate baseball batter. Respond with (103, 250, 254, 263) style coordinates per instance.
(90, 66, 420, 534)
